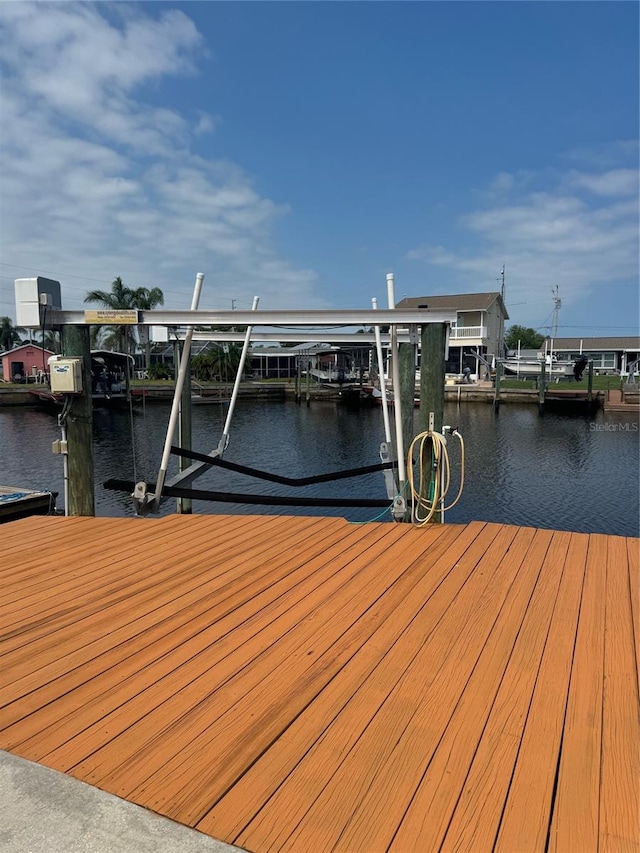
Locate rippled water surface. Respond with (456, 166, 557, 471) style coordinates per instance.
(1, 399, 638, 536)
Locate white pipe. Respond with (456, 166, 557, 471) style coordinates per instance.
(218, 296, 259, 454)
(372, 297, 392, 443)
(387, 273, 406, 488)
(153, 272, 204, 509)
(61, 422, 69, 516)
(386, 273, 395, 314)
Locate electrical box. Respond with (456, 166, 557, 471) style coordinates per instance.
(49, 357, 83, 393)
(151, 325, 169, 343)
(14, 277, 62, 327)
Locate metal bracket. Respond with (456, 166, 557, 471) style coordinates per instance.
(391, 495, 407, 521)
(379, 441, 397, 500)
(133, 481, 153, 515)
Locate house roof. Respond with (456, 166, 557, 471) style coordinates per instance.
(1, 344, 55, 357)
(396, 292, 509, 320)
(552, 336, 640, 352)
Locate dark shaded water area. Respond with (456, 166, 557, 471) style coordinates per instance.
(1, 399, 638, 537)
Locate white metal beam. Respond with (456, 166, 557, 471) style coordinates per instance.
(186, 331, 412, 344)
(50, 308, 457, 327)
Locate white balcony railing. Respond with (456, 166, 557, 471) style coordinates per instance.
(450, 325, 486, 340)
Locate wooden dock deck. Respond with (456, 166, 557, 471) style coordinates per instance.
(0, 485, 57, 523)
(1, 514, 638, 852)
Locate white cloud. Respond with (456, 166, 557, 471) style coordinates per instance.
(0, 3, 322, 317)
(566, 168, 639, 197)
(406, 159, 639, 326)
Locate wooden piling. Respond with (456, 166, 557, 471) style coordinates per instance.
(61, 325, 94, 516)
(493, 362, 502, 412)
(398, 342, 416, 462)
(538, 360, 546, 416)
(418, 324, 446, 523)
(295, 357, 301, 404)
(418, 324, 446, 435)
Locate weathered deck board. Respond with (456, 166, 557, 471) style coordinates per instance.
(196, 520, 485, 842)
(599, 535, 640, 851)
(439, 530, 569, 852)
(548, 533, 607, 853)
(0, 514, 637, 853)
(494, 531, 588, 851)
(388, 526, 554, 852)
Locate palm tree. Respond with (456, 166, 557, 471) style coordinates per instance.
(191, 343, 242, 382)
(131, 287, 164, 371)
(84, 277, 137, 354)
(0, 316, 26, 351)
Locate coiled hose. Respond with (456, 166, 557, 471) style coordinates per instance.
(406, 429, 465, 526)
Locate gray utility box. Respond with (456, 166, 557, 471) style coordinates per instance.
(49, 357, 83, 394)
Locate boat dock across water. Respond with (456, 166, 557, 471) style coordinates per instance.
(0, 485, 57, 522)
(1, 513, 637, 851)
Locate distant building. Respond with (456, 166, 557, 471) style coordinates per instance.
(250, 343, 359, 381)
(395, 292, 509, 378)
(551, 337, 640, 375)
(1, 344, 54, 382)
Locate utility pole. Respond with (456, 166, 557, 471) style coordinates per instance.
(552, 285, 561, 340)
(497, 264, 506, 357)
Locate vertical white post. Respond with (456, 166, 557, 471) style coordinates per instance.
(387, 273, 406, 488)
(153, 272, 205, 509)
(218, 296, 259, 455)
(372, 297, 392, 443)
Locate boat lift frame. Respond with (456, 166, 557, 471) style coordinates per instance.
(49, 289, 456, 514)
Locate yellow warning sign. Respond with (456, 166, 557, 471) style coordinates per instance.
(84, 310, 139, 325)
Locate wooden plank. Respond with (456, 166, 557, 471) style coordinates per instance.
(42, 521, 410, 779)
(387, 527, 554, 852)
(0, 514, 224, 618)
(106, 525, 451, 818)
(599, 534, 640, 851)
(628, 537, 639, 695)
(1, 517, 372, 747)
(198, 521, 491, 842)
(547, 533, 607, 852)
(1, 515, 637, 853)
(1, 515, 260, 599)
(0, 514, 295, 676)
(1, 518, 341, 741)
(494, 532, 589, 852)
(441, 530, 571, 851)
(237, 524, 519, 853)
(0, 516, 87, 560)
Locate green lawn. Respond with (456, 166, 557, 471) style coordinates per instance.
(500, 375, 628, 391)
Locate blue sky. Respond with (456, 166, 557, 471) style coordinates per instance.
(0, 1, 638, 337)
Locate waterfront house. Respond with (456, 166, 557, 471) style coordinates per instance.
(395, 292, 509, 379)
(551, 336, 640, 376)
(1, 344, 54, 383)
(250, 342, 358, 380)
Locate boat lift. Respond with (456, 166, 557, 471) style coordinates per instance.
(43, 273, 457, 516)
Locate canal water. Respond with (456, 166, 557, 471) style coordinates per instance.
(1, 399, 638, 537)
